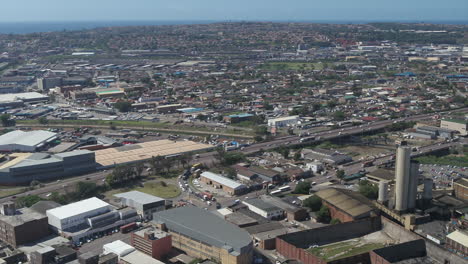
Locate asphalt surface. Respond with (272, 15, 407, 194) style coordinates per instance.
(2, 107, 467, 203)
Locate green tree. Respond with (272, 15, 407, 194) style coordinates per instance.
(0, 114, 13, 127)
(359, 180, 379, 199)
(277, 146, 290, 159)
(16, 195, 42, 208)
(225, 167, 237, 179)
(303, 195, 322, 211)
(316, 205, 331, 223)
(330, 218, 341, 225)
(38, 116, 49, 125)
(294, 181, 311, 194)
(333, 111, 345, 121)
(293, 150, 302, 161)
(114, 101, 132, 112)
(336, 169, 345, 183)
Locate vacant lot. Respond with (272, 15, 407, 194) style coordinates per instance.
(105, 181, 181, 199)
(308, 240, 384, 261)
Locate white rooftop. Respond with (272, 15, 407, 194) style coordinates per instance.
(46, 197, 110, 220)
(0, 130, 57, 147)
(446, 230, 468, 247)
(103, 240, 135, 257)
(120, 250, 165, 264)
(200, 171, 245, 190)
(0, 92, 48, 103)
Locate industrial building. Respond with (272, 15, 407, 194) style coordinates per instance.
(242, 198, 284, 220)
(267, 116, 299, 127)
(301, 148, 352, 165)
(0, 150, 96, 185)
(131, 227, 172, 260)
(46, 197, 139, 243)
(114, 191, 166, 220)
(199, 171, 247, 196)
(453, 178, 468, 202)
(152, 206, 253, 264)
(94, 139, 212, 168)
(0, 202, 51, 247)
(315, 188, 377, 223)
(446, 230, 468, 258)
(0, 130, 57, 152)
(0, 92, 49, 107)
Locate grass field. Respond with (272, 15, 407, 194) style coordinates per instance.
(0, 188, 24, 198)
(105, 181, 181, 199)
(308, 241, 384, 261)
(16, 119, 254, 138)
(259, 62, 324, 71)
(416, 154, 468, 167)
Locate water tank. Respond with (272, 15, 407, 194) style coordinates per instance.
(378, 181, 389, 204)
(423, 178, 433, 200)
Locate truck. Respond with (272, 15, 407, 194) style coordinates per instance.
(201, 192, 213, 201)
(362, 160, 374, 168)
(120, 222, 137, 234)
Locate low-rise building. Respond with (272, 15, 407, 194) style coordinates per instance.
(267, 116, 299, 127)
(0, 202, 51, 247)
(446, 230, 468, 258)
(454, 178, 468, 202)
(242, 198, 284, 220)
(200, 171, 247, 195)
(315, 188, 378, 223)
(131, 227, 172, 260)
(114, 191, 166, 220)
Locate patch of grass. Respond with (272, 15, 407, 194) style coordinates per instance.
(308, 241, 384, 261)
(105, 181, 181, 199)
(415, 154, 468, 167)
(0, 188, 24, 198)
(136, 181, 181, 198)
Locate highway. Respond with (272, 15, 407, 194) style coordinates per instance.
(2, 107, 467, 203)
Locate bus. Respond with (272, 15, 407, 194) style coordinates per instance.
(270, 190, 282, 195)
(279, 186, 291, 192)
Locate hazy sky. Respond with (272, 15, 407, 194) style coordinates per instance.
(1, 0, 467, 22)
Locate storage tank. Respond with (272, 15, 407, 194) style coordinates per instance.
(378, 181, 389, 204)
(394, 145, 411, 212)
(423, 178, 433, 200)
(407, 161, 419, 210)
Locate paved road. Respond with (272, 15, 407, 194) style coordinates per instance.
(3, 108, 467, 203)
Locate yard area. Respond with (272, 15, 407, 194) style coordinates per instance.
(308, 240, 384, 261)
(104, 181, 181, 199)
(0, 187, 24, 198)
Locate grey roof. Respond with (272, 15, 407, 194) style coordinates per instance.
(0, 130, 57, 148)
(152, 206, 252, 254)
(0, 207, 47, 227)
(201, 171, 245, 190)
(55, 149, 93, 158)
(114, 191, 165, 204)
(243, 198, 282, 213)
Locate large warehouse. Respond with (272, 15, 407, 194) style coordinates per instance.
(94, 139, 212, 168)
(114, 191, 166, 220)
(46, 197, 139, 243)
(0, 150, 96, 185)
(153, 206, 253, 264)
(0, 130, 57, 152)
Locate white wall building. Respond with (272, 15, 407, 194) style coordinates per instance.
(46, 197, 111, 232)
(242, 198, 284, 220)
(267, 116, 300, 127)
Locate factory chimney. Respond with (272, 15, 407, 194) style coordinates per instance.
(394, 144, 411, 212)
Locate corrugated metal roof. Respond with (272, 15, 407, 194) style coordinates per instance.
(316, 188, 374, 218)
(115, 191, 164, 204)
(152, 206, 252, 253)
(446, 230, 468, 247)
(0, 130, 57, 148)
(46, 197, 110, 220)
(201, 171, 245, 190)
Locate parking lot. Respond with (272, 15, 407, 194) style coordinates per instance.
(77, 228, 133, 256)
(420, 164, 467, 188)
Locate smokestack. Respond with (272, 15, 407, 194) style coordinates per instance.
(378, 181, 389, 204)
(395, 145, 411, 212)
(423, 178, 433, 201)
(407, 161, 419, 210)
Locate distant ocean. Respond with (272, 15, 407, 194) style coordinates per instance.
(0, 20, 466, 34)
